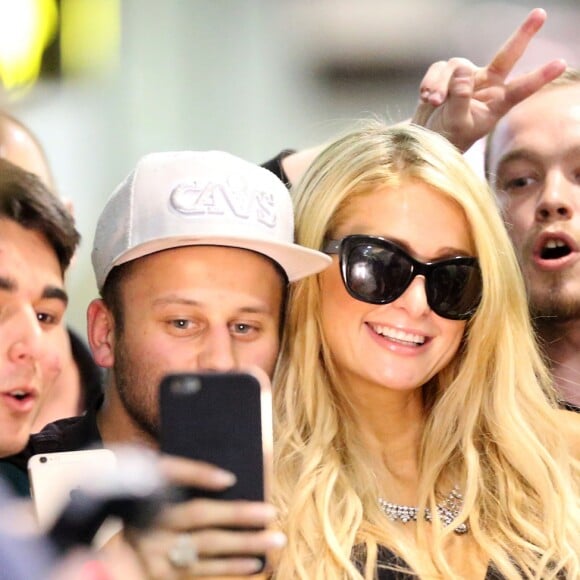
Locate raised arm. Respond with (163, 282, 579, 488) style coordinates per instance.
(274, 8, 566, 186)
(412, 8, 566, 152)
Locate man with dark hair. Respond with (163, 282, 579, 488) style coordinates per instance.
(0, 158, 80, 458)
(0, 110, 103, 432)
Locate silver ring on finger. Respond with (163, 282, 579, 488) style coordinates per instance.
(168, 533, 198, 569)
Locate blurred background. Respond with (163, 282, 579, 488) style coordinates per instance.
(0, 0, 578, 334)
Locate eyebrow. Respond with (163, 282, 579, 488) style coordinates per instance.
(151, 295, 273, 315)
(43, 286, 69, 305)
(495, 149, 542, 178)
(0, 275, 68, 305)
(495, 145, 580, 178)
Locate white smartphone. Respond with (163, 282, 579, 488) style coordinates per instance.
(28, 449, 117, 531)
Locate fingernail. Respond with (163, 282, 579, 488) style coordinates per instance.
(214, 469, 237, 486)
(248, 558, 266, 572)
(268, 531, 287, 548)
(428, 92, 443, 105)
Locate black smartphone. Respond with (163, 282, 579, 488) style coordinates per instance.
(159, 370, 272, 503)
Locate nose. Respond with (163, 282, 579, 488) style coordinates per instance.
(535, 170, 574, 223)
(197, 326, 237, 372)
(7, 306, 44, 364)
(391, 275, 431, 319)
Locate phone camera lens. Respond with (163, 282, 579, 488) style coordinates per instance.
(184, 378, 201, 393)
(39, 456, 48, 464)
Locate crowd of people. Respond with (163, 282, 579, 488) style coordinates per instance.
(0, 6, 578, 580)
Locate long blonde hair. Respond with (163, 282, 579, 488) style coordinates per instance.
(273, 122, 580, 579)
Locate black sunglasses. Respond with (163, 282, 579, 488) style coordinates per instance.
(323, 235, 482, 320)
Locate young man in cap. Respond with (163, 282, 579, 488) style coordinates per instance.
(6, 150, 330, 577)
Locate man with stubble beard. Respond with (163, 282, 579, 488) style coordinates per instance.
(484, 69, 580, 411)
(400, 23, 580, 410)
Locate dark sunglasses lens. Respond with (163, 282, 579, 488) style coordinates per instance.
(428, 263, 482, 319)
(344, 241, 412, 304)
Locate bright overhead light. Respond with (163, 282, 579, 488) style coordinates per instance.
(0, 0, 58, 91)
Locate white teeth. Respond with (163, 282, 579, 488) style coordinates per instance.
(371, 324, 426, 345)
(544, 239, 566, 249)
(10, 390, 26, 396)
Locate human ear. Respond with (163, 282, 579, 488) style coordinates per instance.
(87, 299, 116, 368)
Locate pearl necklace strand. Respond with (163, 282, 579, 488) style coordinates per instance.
(378, 486, 469, 535)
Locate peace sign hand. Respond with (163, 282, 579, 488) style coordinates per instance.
(412, 8, 566, 152)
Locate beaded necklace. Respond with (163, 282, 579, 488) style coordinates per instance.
(378, 486, 468, 535)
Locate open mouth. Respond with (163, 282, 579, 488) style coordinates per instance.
(2, 388, 37, 412)
(10, 390, 32, 402)
(534, 231, 579, 268)
(539, 239, 572, 260)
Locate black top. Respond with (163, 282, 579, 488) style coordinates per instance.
(67, 327, 104, 411)
(380, 552, 505, 579)
(0, 329, 102, 497)
(0, 397, 103, 495)
(370, 546, 564, 578)
(260, 149, 295, 188)
(354, 545, 507, 579)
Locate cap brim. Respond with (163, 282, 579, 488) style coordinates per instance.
(111, 235, 332, 283)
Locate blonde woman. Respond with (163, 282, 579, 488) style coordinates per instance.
(273, 122, 580, 579)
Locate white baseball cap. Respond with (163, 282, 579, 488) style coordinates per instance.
(91, 150, 331, 290)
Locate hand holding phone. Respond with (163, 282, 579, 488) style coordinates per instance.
(125, 454, 285, 577)
(157, 370, 278, 574)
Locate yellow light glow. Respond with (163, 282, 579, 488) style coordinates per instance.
(0, 0, 58, 90)
(61, 0, 120, 76)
